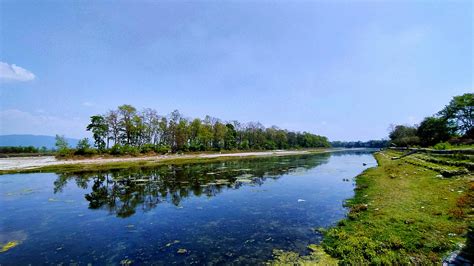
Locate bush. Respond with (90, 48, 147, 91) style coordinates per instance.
(110, 144, 123, 155)
(74, 138, 97, 156)
(154, 145, 171, 154)
(433, 142, 452, 150)
(56, 148, 74, 157)
(140, 144, 156, 153)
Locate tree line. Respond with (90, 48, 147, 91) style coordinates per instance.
(330, 140, 389, 148)
(0, 146, 50, 154)
(55, 104, 330, 156)
(388, 93, 473, 147)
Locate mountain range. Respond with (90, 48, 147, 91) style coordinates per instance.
(0, 134, 80, 149)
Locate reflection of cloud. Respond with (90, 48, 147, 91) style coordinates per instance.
(0, 109, 87, 138)
(0, 61, 35, 82)
(0, 230, 28, 245)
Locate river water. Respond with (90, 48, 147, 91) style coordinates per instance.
(0, 150, 376, 265)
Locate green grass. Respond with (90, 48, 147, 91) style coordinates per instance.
(270, 150, 473, 265)
(322, 151, 473, 264)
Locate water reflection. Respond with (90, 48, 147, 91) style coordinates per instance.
(1, 150, 376, 265)
(53, 154, 331, 218)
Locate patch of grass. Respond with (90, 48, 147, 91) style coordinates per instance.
(270, 244, 338, 265)
(401, 155, 469, 177)
(268, 150, 473, 264)
(321, 151, 473, 264)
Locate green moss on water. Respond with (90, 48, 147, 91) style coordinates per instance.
(270, 244, 338, 265)
(0, 241, 19, 253)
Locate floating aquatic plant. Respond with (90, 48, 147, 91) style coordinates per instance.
(1, 241, 19, 253)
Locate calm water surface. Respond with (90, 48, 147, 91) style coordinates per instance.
(0, 150, 376, 265)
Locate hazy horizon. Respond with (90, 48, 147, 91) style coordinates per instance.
(1, 1, 472, 141)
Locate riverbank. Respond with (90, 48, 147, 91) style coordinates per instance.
(0, 148, 339, 175)
(271, 150, 473, 264)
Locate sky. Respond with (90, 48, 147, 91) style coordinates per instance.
(0, 1, 472, 141)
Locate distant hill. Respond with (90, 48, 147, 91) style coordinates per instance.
(0, 134, 79, 149)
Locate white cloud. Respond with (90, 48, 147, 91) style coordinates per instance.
(0, 109, 87, 139)
(82, 101, 95, 107)
(0, 61, 36, 82)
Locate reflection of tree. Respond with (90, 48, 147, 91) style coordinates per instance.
(53, 153, 331, 218)
(330, 149, 376, 157)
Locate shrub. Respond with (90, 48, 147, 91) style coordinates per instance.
(154, 145, 171, 154)
(110, 144, 123, 155)
(140, 144, 156, 153)
(433, 142, 452, 150)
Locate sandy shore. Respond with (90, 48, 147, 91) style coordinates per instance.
(0, 150, 314, 171)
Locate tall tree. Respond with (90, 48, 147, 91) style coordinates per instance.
(118, 104, 137, 145)
(438, 93, 473, 137)
(416, 117, 452, 146)
(213, 121, 227, 150)
(106, 110, 120, 145)
(87, 115, 108, 150)
(55, 134, 69, 149)
(224, 123, 237, 150)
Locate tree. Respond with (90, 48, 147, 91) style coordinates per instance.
(55, 134, 70, 156)
(106, 110, 120, 146)
(388, 125, 419, 147)
(87, 115, 108, 150)
(76, 138, 92, 154)
(416, 117, 452, 146)
(118, 104, 138, 145)
(224, 123, 237, 150)
(142, 108, 160, 145)
(176, 118, 189, 151)
(85, 104, 331, 154)
(189, 118, 202, 151)
(55, 135, 69, 150)
(213, 121, 227, 150)
(438, 93, 473, 136)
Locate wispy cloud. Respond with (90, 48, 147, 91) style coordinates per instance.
(0, 61, 36, 82)
(82, 102, 95, 107)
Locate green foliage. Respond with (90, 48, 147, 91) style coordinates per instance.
(0, 146, 42, 154)
(76, 138, 91, 151)
(438, 93, 473, 136)
(331, 140, 389, 148)
(417, 117, 453, 146)
(109, 144, 140, 156)
(224, 123, 237, 150)
(55, 134, 69, 150)
(55, 135, 72, 157)
(74, 138, 96, 156)
(389, 125, 420, 147)
(86, 115, 108, 150)
(389, 93, 473, 147)
(433, 142, 453, 150)
(85, 104, 331, 154)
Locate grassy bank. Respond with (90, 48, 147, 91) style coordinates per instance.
(271, 150, 473, 264)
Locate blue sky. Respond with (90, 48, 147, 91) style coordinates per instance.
(0, 1, 472, 141)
